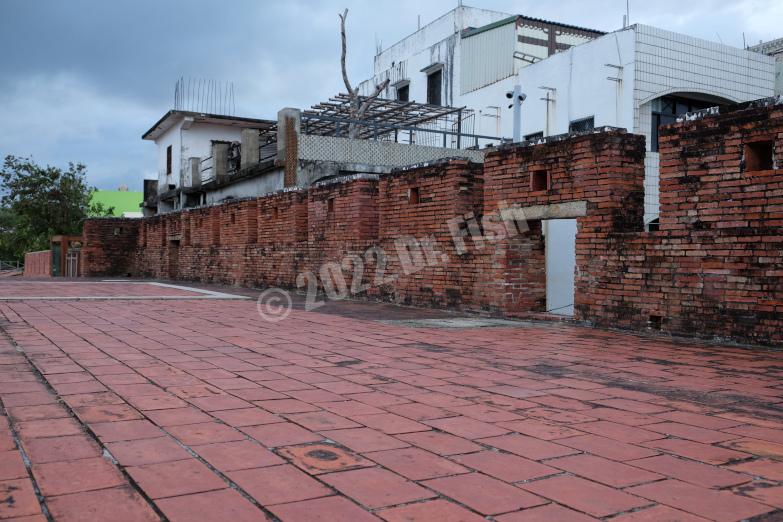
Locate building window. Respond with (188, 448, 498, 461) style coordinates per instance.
(427, 69, 442, 106)
(397, 84, 410, 102)
(327, 198, 335, 213)
(530, 170, 549, 192)
(745, 141, 774, 172)
(524, 131, 544, 141)
(166, 145, 172, 175)
(408, 187, 420, 204)
(569, 117, 594, 133)
(651, 96, 716, 152)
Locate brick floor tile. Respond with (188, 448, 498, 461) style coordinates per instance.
(22, 435, 102, 463)
(32, 456, 125, 496)
(270, 495, 378, 522)
(384, 402, 453, 421)
(423, 473, 545, 515)
(495, 503, 599, 521)
(378, 498, 485, 522)
(144, 407, 213, 427)
(742, 483, 783, 509)
(90, 419, 164, 442)
(241, 422, 322, 447)
(729, 458, 783, 481)
(73, 403, 143, 423)
(254, 399, 321, 414)
(17, 417, 82, 439)
(586, 407, 659, 426)
(166, 422, 245, 445)
(0, 451, 27, 480)
(396, 430, 481, 455)
(0, 479, 41, 519)
(478, 433, 578, 460)
(2, 392, 57, 408)
(655, 411, 742, 430)
(45, 486, 159, 522)
(127, 458, 226, 499)
(609, 504, 710, 521)
(229, 387, 287, 401)
(157, 488, 268, 522)
(348, 392, 412, 408)
(52, 380, 108, 395)
(320, 400, 385, 417)
(365, 447, 468, 480)
(549, 453, 663, 487)
(723, 425, 783, 445)
(321, 467, 435, 509)
(631, 454, 750, 488)
(627, 479, 774, 522)
(592, 398, 670, 414)
(210, 407, 281, 427)
(353, 413, 431, 434)
(524, 407, 597, 424)
(446, 404, 523, 423)
(570, 420, 663, 443)
(228, 464, 332, 506)
(558, 434, 658, 461)
(497, 418, 583, 440)
(6, 404, 70, 422)
(194, 440, 283, 471)
(321, 428, 409, 453)
(644, 422, 739, 444)
(451, 450, 558, 482)
(424, 416, 508, 439)
(187, 394, 252, 412)
(106, 436, 191, 466)
(63, 391, 125, 408)
(285, 389, 346, 404)
(642, 438, 750, 464)
(520, 475, 649, 517)
(284, 411, 361, 431)
(722, 437, 783, 459)
(126, 394, 188, 411)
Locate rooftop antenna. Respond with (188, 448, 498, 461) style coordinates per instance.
(626, 0, 630, 26)
(417, 14, 421, 30)
(716, 32, 723, 44)
(174, 77, 236, 115)
(742, 32, 747, 49)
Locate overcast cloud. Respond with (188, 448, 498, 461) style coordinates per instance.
(0, 0, 780, 190)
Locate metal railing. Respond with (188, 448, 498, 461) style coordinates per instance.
(200, 156, 215, 183)
(0, 260, 22, 273)
(300, 113, 502, 149)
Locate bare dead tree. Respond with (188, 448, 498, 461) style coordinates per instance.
(339, 8, 390, 138)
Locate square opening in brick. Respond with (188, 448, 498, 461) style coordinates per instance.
(530, 170, 549, 192)
(230, 213, 236, 225)
(272, 206, 279, 220)
(745, 141, 774, 172)
(409, 187, 420, 204)
(327, 198, 335, 213)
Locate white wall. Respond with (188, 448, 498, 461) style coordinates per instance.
(516, 29, 637, 138)
(155, 122, 182, 193)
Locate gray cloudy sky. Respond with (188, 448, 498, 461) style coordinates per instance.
(1, 0, 780, 190)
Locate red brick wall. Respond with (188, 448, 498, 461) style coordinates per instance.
(79, 101, 783, 345)
(23, 251, 51, 277)
(81, 219, 141, 277)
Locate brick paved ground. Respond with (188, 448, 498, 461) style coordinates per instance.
(1, 281, 783, 521)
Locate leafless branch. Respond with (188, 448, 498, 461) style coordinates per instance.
(357, 78, 391, 118)
(339, 9, 354, 96)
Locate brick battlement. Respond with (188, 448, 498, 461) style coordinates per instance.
(81, 101, 783, 346)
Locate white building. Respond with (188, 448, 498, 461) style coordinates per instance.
(364, 9, 775, 225)
(749, 37, 783, 94)
(141, 110, 274, 213)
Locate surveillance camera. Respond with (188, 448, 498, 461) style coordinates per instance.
(518, 93, 527, 102)
(506, 91, 513, 99)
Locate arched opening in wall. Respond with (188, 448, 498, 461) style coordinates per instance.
(167, 239, 180, 281)
(544, 219, 577, 317)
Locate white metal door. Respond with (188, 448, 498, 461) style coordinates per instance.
(545, 219, 577, 316)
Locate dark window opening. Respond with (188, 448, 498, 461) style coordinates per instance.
(745, 141, 774, 172)
(327, 198, 335, 213)
(230, 213, 236, 225)
(651, 96, 716, 152)
(272, 206, 279, 220)
(648, 315, 663, 330)
(530, 170, 549, 192)
(166, 145, 172, 175)
(397, 84, 409, 102)
(569, 117, 594, 133)
(427, 69, 442, 106)
(647, 217, 660, 232)
(524, 131, 544, 141)
(409, 187, 420, 204)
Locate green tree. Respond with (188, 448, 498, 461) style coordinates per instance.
(0, 155, 113, 262)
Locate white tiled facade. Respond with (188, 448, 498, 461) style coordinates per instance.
(632, 25, 774, 220)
